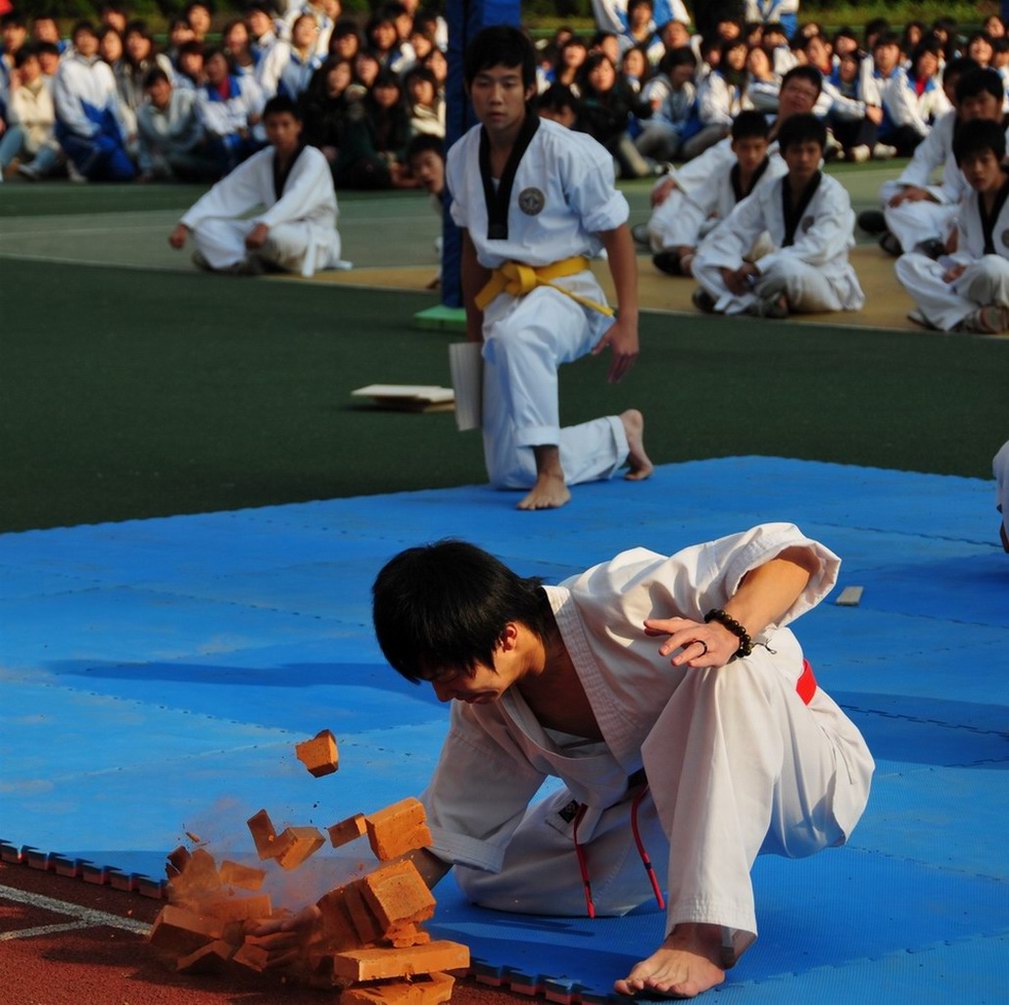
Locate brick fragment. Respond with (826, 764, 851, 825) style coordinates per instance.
(343, 882, 384, 945)
(199, 893, 273, 922)
(166, 845, 191, 876)
(341, 973, 455, 1005)
(382, 925, 432, 949)
(219, 860, 266, 891)
(316, 888, 363, 951)
(176, 939, 235, 974)
(169, 848, 222, 904)
(232, 939, 271, 972)
(275, 826, 325, 871)
(296, 729, 339, 777)
(331, 941, 470, 982)
(365, 799, 433, 861)
(361, 860, 436, 932)
(148, 904, 223, 956)
(327, 813, 367, 848)
(247, 809, 281, 860)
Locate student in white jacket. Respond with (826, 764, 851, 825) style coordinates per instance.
(168, 94, 343, 276)
(0, 45, 61, 180)
(691, 112, 863, 318)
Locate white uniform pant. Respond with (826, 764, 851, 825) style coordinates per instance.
(693, 255, 845, 314)
(647, 188, 709, 253)
(896, 253, 1009, 330)
(880, 181, 957, 252)
(456, 652, 872, 947)
(994, 440, 1009, 538)
(192, 218, 340, 275)
(481, 283, 628, 490)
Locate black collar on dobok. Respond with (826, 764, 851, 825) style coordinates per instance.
(782, 170, 822, 247)
(479, 112, 541, 241)
(273, 143, 306, 201)
(978, 174, 1009, 255)
(731, 156, 770, 204)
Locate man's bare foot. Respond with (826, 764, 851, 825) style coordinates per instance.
(613, 924, 726, 999)
(621, 409, 654, 481)
(517, 472, 571, 510)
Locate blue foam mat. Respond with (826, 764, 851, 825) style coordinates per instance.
(2, 457, 1007, 1003)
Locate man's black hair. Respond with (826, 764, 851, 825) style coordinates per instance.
(536, 81, 578, 115)
(71, 19, 98, 39)
(872, 31, 901, 52)
(177, 39, 204, 57)
(2, 12, 27, 28)
(184, 0, 213, 15)
(463, 24, 536, 89)
(956, 67, 1004, 106)
(660, 45, 697, 72)
(780, 63, 822, 96)
(732, 107, 770, 141)
(143, 65, 170, 87)
(777, 111, 827, 152)
(863, 18, 890, 43)
(263, 93, 301, 119)
(372, 540, 553, 682)
(405, 132, 444, 163)
(953, 116, 1007, 165)
(35, 40, 59, 57)
(13, 43, 38, 67)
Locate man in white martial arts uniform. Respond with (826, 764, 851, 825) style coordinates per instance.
(168, 95, 343, 276)
(449, 26, 652, 511)
(994, 440, 1009, 551)
(896, 119, 1009, 334)
(649, 110, 782, 278)
(858, 62, 996, 258)
(641, 65, 822, 262)
(691, 113, 863, 318)
(368, 523, 873, 999)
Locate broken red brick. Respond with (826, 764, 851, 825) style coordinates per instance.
(219, 860, 266, 891)
(296, 729, 339, 777)
(365, 799, 433, 861)
(341, 973, 456, 1005)
(327, 813, 367, 849)
(343, 882, 385, 945)
(316, 888, 363, 951)
(176, 939, 235, 974)
(382, 925, 432, 949)
(275, 826, 325, 871)
(166, 845, 192, 876)
(330, 941, 470, 982)
(361, 860, 436, 932)
(232, 939, 271, 972)
(148, 904, 223, 957)
(247, 808, 281, 860)
(198, 893, 273, 922)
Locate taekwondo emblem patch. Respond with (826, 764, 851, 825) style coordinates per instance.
(801, 215, 814, 232)
(518, 187, 546, 215)
(1001, 228, 1009, 248)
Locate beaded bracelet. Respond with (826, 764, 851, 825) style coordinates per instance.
(704, 609, 754, 660)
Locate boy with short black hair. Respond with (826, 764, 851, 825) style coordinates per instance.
(650, 108, 778, 277)
(168, 93, 343, 275)
(896, 118, 1009, 333)
(536, 81, 579, 128)
(691, 112, 863, 317)
(449, 24, 651, 510)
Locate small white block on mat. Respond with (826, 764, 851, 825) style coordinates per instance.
(836, 586, 863, 606)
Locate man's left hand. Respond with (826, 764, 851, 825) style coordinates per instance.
(592, 314, 639, 384)
(245, 223, 269, 249)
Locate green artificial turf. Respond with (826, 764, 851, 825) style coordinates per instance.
(2, 256, 1006, 533)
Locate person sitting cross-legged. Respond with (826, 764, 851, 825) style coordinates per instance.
(168, 94, 344, 276)
(691, 112, 864, 318)
(896, 118, 1009, 334)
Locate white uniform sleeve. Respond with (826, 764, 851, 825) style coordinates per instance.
(446, 135, 468, 230)
(180, 155, 264, 227)
(590, 0, 627, 33)
(696, 187, 770, 269)
(669, 136, 735, 196)
(256, 40, 287, 98)
(53, 62, 96, 137)
(894, 111, 950, 188)
(255, 147, 335, 228)
(881, 71, 928, 137)
(561, 132, 628, 234)
(755, 178, 855, 273)
(697, 73, 734, 127)
(420, 704, 548, 871)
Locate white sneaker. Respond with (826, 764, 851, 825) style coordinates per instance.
(872, 143, 898, 160)
(849, 145, 871, 163)
(66, 159, 87, 183)
(17, 162, 41, 181)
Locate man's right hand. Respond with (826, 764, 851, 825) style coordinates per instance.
(168, 223, 189, 249)
(888, 186, 930, 207)
(651, 176, 677, 207)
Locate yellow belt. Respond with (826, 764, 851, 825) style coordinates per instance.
(474, 255, 614, 317)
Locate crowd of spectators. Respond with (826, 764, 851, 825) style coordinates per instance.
(3, 2, 1009, 187)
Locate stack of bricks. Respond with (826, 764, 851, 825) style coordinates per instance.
(147, 729, 468, 1003)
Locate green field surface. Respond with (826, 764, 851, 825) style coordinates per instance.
(2, 167, 1007, 533)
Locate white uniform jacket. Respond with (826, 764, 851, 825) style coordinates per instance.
(698, 170, 864, 308)
(180, 142, 340, 269)
(136, 88, 204, 175)
(447, 115, 629, 271)
(949, 179, 1009, 266)
(52, 52, 126, 139)
(420, 523, 872, 874)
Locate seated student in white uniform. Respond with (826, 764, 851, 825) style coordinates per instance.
(649, 110, 782, 278)
(366, 526, 873, 1000)
(691, 112, 863, 319)
(896, 118, 1009, 334)
(448, 26, 652, 511)
(994, 440, 1009, 551)
(167, 94, 343, 276)
(639, 65, 822, 253)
